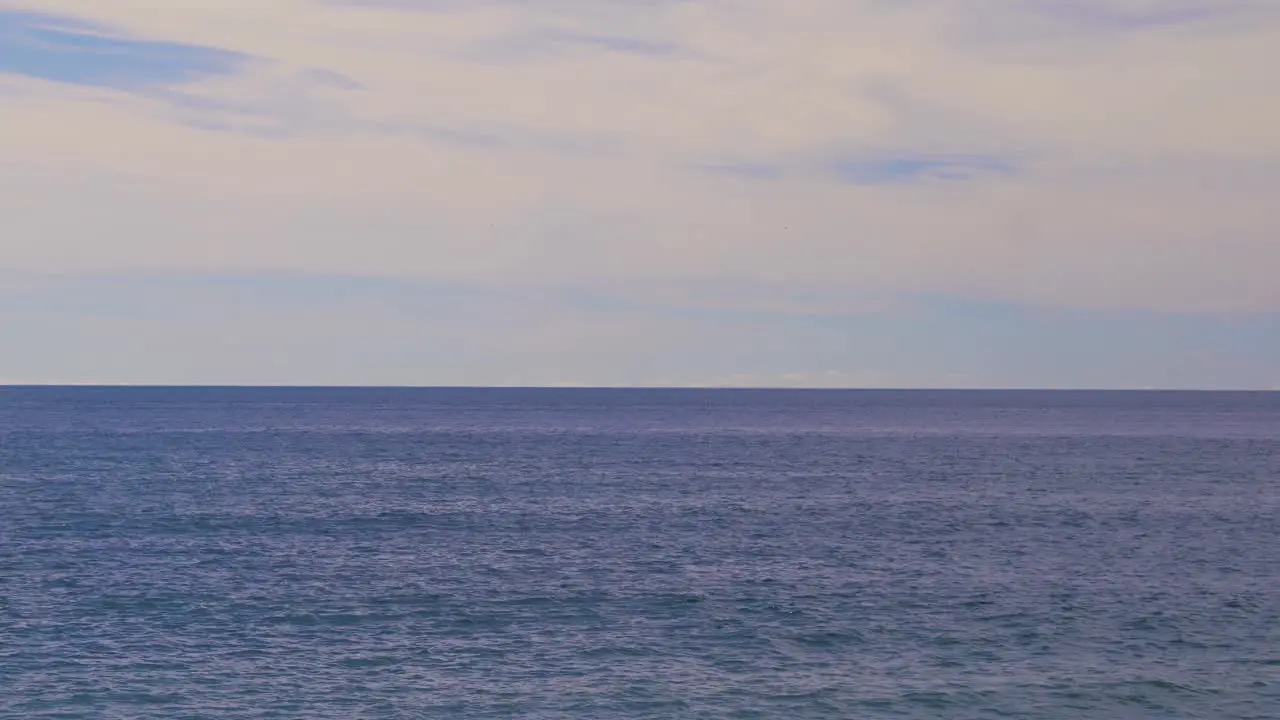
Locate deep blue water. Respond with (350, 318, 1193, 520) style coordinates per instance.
(1, 388, 1278, 719)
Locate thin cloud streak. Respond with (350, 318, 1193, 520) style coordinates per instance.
(0, 9, 245, 89)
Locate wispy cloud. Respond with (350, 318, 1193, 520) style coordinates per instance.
(1032, 0, 1251, 31)
(0, 9, 245, 89)
(834, 154, 1013, 185)
(699, 163, 786, 181)
(463, 28, 684, 62)
(703, 153, 1013, 186)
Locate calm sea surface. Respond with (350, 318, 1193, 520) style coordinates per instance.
(2, 388, 1278, 719)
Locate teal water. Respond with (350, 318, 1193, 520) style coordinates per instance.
(2, 388, 1278, 718)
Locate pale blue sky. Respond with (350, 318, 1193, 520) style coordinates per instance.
(2, 2, 1278, 387)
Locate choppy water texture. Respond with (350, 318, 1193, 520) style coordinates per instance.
(2, 388, 1278, 719)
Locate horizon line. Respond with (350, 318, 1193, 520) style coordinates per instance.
(1, 385, 1277, 392)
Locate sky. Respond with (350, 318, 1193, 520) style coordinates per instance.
(1, 0, 1278, 388)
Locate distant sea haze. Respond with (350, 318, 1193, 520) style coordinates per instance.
(3, 388, 1278, 718)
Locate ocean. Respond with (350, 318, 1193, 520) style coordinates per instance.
(1, 388, 1277, 719)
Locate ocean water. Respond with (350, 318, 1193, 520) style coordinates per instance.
(1, 388, 1277, 719)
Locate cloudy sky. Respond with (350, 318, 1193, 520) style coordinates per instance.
(2, 0, 1278, 387)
